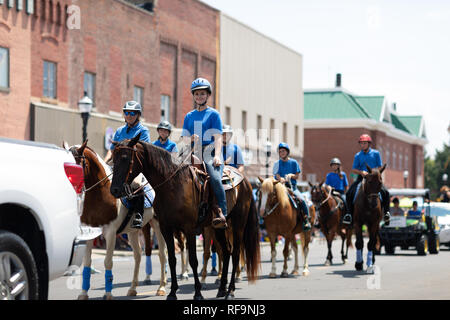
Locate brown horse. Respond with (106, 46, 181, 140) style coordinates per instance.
(353, 163, 386, 273)
(309, 182, 352, 265)
(65, 141, 167, 299)
(109, 134, 260, 300)
(258, 177, 315, 277)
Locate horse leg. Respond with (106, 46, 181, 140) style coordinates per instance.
(225, 234, 241, 300)
(151, 219, 167, 296)
(201, 229, 212, 284)
(354, 225, 364, 271)
(161, 227, 178, 300)
(269, 234, 277, 278)
(290, 235, 300, 275)
(325, 229, 334, 266)
(281, 237, 290, 277)
(142, 223, 152, 285)
(216, 244, 223, 284)
(340, 233, 347, 264)
(103, 227, 117, 300)
(215, 229, 230, 298)
(126, 231, 141, 296)
(366, 224, 377, 273)
(185, 233, 203, 300)
(300, 232, 311, 276)
(77, 238, 94, 300)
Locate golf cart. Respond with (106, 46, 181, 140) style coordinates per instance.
(379, 188, 440, 256)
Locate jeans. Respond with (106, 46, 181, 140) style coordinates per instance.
(203, 147, 227, 217)
(293, 188, 309, 218)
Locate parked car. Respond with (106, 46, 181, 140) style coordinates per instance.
(427, 202, 450, 248)
(0, 137, 87, 300)
(379, 188, 440, 256)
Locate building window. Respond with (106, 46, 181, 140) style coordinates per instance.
(225, 106, 231, 126)
(385, 148, 390, 167)
(7, 0, 14, 9)
(56, 2, 61, 25)
(16, 0, 23, 11)
(160, 94, 170, 122)
(134, 86, 144, 108)
(84, 71, 96, 106)
(270, 118, 275, 141)
(242, 111, 247, 132)
(257, 114, 262, 140)
(283, 122, 287, 142)
(405, 154, 409, 171)
(26, 0, 34, 15)
(392, 152, 397, 170)
(294, 125, 299, 147)
(48, 0, 53, 23)
(40, 0, 45, 20)
(0, 47, 9, 89)
(399, 154, 403, 171)
(43, 60, 57, 98)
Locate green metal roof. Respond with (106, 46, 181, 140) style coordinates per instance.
(354, 96, 385, 121)
(396, 115, 423, 137)
(390, 113, 411, 134)
(304, 91, 371, 120)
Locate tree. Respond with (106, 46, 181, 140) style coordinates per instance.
(424, 144, 450, 200)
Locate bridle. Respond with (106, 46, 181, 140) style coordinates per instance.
(259, 186, 280, 218)
(362, 176, 382, 204)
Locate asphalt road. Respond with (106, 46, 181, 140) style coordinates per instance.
(49, 236, 450, 300)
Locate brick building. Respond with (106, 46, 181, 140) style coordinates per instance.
(303, 75, 427, 189)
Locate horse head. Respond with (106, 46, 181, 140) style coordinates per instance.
(363, 163, 386, 208)
(309, 181, 326, 209)
(258, 177, 283, 217)
(110, 133, 143, 199)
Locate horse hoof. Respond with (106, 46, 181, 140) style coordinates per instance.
(77, 294, 89, 300)
(324, 260, 331, 266)
(217, 289, 227, 298)
(166, 294, 177, 300)
(181, 275, 189, 281)
(355, 262, 364, 271)
(194, 294, 204, 300)
(127, 289, 137, 296)
(225, 292, 235, 300)
(103, 294, 114, 300)
(281, 272, 289, 278)
(342, 259, 347, 265)
(302, 269, 310, 276)
(156, 289, 166, 296)
(291, 270, 299, 276)
(215, 278, 221, 285)
(366, 266, 374, 274)
(269, 272, 277, 278)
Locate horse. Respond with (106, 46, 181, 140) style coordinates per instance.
(109, 134, 260, 300)
(353, 163, 386, 273)
(64, 141, 168, 299)
(257, 177, 315, 277)
(309, 182, 352, 265)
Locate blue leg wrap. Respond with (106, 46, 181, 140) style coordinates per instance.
(211, 252, 217, 268)
(356, 249, 363, 263)
(82, 266, 91, 291)
(105, 270, 113, 293)
(146, 255, 152, 276)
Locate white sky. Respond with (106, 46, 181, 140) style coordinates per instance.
(200, 0, 450, 158)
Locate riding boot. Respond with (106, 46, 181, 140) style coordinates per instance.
(381, 187, 391, 226)
(212, 207, 228, 229)
(131, 195, 144, 229)
(299, 199, 311, 231)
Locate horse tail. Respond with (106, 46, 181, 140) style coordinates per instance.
(243, 195, 261, 283)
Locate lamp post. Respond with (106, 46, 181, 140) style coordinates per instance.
(403, 170, 409, 188)
(443, 173, 449, 186)
(78, 91, 93, 143)
(264, 140, 272, 178)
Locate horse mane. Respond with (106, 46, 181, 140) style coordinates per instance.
(274, 182, 290, 207)
(84, 146, 109, 180)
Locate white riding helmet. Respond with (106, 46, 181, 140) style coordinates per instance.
(123, 101, 142, 113)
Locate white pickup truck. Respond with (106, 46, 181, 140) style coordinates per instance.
(0, 137, 87, 300)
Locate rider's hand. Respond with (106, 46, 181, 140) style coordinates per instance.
(213, 155, 222, 167)
(191, 134, 200, 143)
(361, 171, 368, 177)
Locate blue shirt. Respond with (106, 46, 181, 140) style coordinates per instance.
(273, 158, 301, 189)
(222, 144, 244, 168)
(352, 148, 382, 171)
(110, 122, 150, 150)
(407, 209, 422, 217)
(181, 107, 223, 146)
(153, 139, 178, 153)
(325, 172, 349, 193)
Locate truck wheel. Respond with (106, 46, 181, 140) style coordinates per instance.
(428, 233, 439, 254)
(0, 230, 39, 300)
(416, 234, 428, 256)
(385, 243, 395, 255)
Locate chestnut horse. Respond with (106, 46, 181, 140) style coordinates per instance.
(353, 164, 386, 273)
(309, 182, 352, 265)
(109, 134, 260, 300)
(258, 177, 315, 277)
(65, 141, 167, 299)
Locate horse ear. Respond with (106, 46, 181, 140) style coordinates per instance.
(129, 132, 141, 146)
(258, 176, 264, 183)
(365, 163, 372, 173)
(273, 180, 279, 186)
(308, 181, 313, 188)
(380, 163, 387, 173)
(79, 139, 88, 154)
(62, 141, 69, 151)
(319, 180, 324, 188)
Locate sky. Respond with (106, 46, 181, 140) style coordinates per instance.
(200, 0, 450, 158)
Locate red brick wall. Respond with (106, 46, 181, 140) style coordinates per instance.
(304, 127, 425, 189)
(0, 4, 32, 139)
(157, 0, 219, 127)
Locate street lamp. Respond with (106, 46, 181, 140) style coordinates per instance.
(403, 170, 409, 188)
(264, 140, 272, 178)
(443, 173, 449, 185)
(78, 91, 93, 143)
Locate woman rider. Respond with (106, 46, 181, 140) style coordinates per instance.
(181, 78, 228, 229)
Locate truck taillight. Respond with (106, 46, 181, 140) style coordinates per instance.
(64, 162, 85, 194)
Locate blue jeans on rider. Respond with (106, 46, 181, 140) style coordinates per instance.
(203, 146, 227, 217)
(293, 189, 309, 218)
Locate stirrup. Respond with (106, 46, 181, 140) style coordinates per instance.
(342, 214, 352, 225)
(212, 217, 227, 229)
(384, 211, 391, 226)
(302, 220, 311, 231)
(131, 213, 143, 229)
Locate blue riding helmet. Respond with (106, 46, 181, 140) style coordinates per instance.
(191, 78, 212, 94)
(278, 142, 290, 154)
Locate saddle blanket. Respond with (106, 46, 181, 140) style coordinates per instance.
(354, 182, 382, 203)
(121, 184, 155, 209)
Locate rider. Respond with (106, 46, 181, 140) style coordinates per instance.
(181, 77, 228, 229)
(153, 120, 178, 154)
(273, 142, 311, 230)
(342, 134, 391, 226)
(104, 100, 151, 229)
(325, 157, 349, 226)
(222, 124, 244, 174)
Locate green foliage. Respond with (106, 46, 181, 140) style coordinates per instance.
(424, 144, 450, 200)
